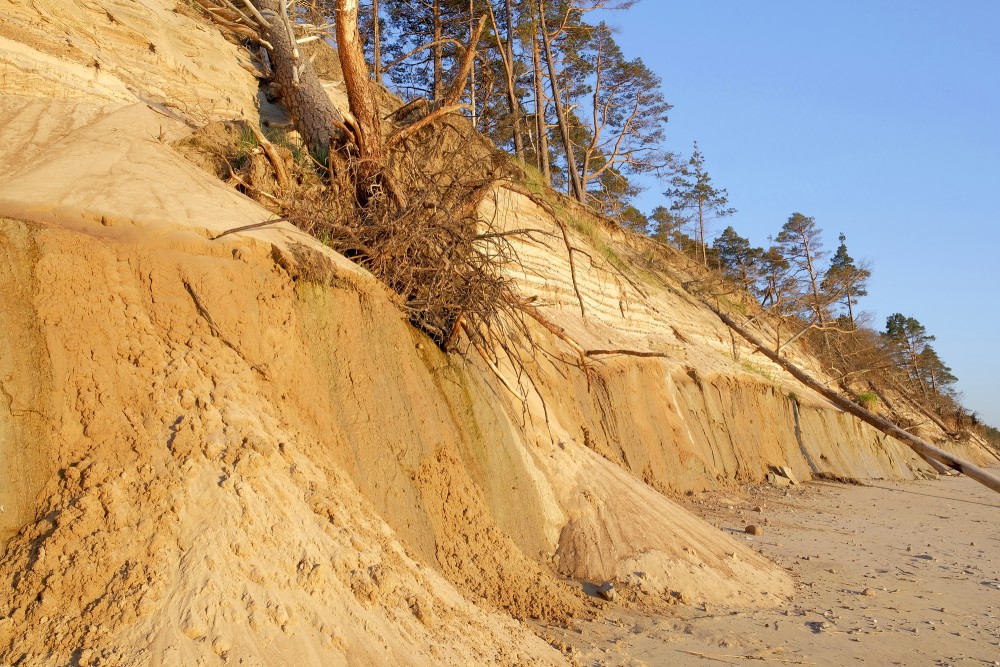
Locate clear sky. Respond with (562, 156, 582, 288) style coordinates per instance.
(603, 1, 1000, 426)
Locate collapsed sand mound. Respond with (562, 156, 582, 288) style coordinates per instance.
(412, 448, 581, 621)
(550, 445, 791, 606)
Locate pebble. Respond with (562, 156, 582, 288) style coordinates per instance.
(862, 588, 876, 597)
(745, 525, 762, 536)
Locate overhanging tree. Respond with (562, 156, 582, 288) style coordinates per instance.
(775, 212, 828, 326)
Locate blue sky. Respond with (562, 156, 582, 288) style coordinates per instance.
(602, 1, 999, 426)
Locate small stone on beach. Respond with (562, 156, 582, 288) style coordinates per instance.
(596, 582, 616, 601)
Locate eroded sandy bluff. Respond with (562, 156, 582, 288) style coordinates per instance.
(1, 1, 996, 665)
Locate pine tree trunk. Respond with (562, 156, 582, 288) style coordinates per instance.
(335, 0, 383, 167)
(505, 0, 525, 160)
(698, 199, 706, 264)
(253, 0, 345, 153)
(372, 0, 382, 85)
(804, 243, 825, 327)
(846, 284, 855, 326)
(468, 0, 477, 126)
(432, 0, 444, 100)
(530, 26, 550, 183)
(802, 234, 831, 351)
(537, 0, 584, 203)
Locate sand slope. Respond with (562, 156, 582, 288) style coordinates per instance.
(0, 92, 797, 662)
(0, 97, 788, 663)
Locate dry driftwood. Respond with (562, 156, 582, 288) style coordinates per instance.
(704, 301, 1000, 495)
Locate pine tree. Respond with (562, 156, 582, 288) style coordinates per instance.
(917, 346, 958, 398)
(750, 244, 799, 352)
(650, 205, 690, 250)
(713, 226, 762, 292)
(536, 0, 585, 200)
(663, 142, 735, 265)
(574, 22, 671, 208)
(775, 212, 828, 326)
(531, 0, 639, 201)
(883, 313, 935, 400)
(820, 233, 870, 327)
(616, 204, 649, 234)
(481, 0, 529, 158)
(380, 0, 470, 100)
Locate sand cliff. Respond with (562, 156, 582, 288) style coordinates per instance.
(0, 1, 994, 664)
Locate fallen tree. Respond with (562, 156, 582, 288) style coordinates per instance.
(700, 297, 1000, 495)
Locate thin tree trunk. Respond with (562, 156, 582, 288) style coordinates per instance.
(505, 0, 525, 160)
(804, 239, 825, 326)
(372, 0, 382, 85)
(488, 0, 525, 161)
(432, 0, 443, 100)
(802, 234, 831, 351)
(537, 0, 584, 203)
(846, 283, 855, 326)
(581, 37, 603, 199)
(253, 0, 345, 153)
(468, 0, 476, 126)
(530, 24, 550, 182)
(698, 199, 706, 265)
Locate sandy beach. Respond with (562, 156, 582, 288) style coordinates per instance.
(542, 473, 1000, 666)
